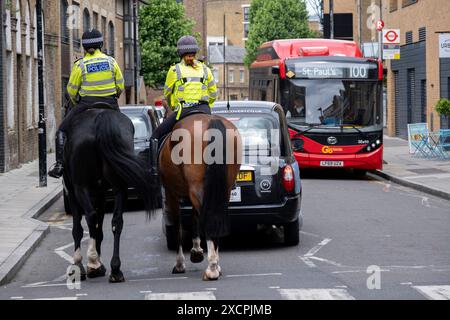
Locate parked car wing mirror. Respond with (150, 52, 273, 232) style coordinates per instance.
(292, 138, 304, 152)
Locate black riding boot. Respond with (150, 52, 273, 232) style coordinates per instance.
(48, 131, 65, 179)
(150, 138, 159, 177)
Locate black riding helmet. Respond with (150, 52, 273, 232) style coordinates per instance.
(81, 29, 103, 51)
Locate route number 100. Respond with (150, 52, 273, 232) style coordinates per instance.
(350, 66, 368, 79)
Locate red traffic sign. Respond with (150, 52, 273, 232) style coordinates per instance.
(383, 29, 401, 44)
(376, 20, 385, 31)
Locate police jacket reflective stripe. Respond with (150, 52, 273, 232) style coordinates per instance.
(67, 49, 125, 103)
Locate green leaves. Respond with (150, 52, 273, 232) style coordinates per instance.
(244, 0, 315, 66)
(139, 0, 197, 88)
(435, 98, 450, 117)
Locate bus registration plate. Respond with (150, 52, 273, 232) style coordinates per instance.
(320, 161, 344, 167)
(229, 187, 241, 202)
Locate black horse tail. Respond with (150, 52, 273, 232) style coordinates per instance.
(95, 111, 158, 217)
(200, 118, 230, 239)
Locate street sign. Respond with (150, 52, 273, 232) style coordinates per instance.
(383, 29, 400, 44)
(376, 20, 384, 32)
(383, 29, 400, 60)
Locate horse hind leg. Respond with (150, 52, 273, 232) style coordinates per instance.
(109, 188, 127, 283)
(189, 189, 204, 264)
(202, 239, 221, 281)
(166, 191, 186, 274)
(70, 195, 86, 281)
(73, 188, 106, 279)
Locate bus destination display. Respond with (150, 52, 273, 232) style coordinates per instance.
(287, 62, 377, 79)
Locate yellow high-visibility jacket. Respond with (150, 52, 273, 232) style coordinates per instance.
(67, 49, 124, 104)
(163, 59, 218, 116)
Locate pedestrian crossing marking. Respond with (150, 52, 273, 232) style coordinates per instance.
(277, 288, 355, 300)
(145, 291, 216, 300)
(413, 285, 450, 300)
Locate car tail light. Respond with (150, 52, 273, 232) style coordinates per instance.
(282, 165, 295, 192)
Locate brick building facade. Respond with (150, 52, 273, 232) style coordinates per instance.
(0, 0, 144, 173)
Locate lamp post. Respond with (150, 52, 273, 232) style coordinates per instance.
(37, 0, 47, 187)
(133, 0, 138, 104)
(223, 11, 241, 101)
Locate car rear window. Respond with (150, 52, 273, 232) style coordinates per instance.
(224, 114, 280, 157)
(127, 114, 149, 140)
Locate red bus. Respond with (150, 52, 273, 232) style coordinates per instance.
(249, 39, 384, 172)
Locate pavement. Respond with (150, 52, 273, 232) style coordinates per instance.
(1, 136, 450, 286)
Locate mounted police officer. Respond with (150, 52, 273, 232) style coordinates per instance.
(150, 35, 218, 175)
(48, 29, 125, 178)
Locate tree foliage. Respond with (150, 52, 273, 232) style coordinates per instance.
(244, 0, 314, 67)
(139, 0, 198, 88)
(435, 98, 450, 117)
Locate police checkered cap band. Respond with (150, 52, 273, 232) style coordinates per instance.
(81, 36, 104, 45)
(177, 35, 199, 56)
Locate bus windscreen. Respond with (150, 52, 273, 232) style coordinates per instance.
(284, 79, 382, 129)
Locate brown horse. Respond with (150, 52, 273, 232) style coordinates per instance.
(158, 113, 241, 280)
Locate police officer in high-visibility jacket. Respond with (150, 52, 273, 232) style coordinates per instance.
(149, 35, 218, 175)
(48, 29, 125, 178)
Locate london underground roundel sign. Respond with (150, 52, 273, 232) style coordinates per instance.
(383, 29, 400, 44)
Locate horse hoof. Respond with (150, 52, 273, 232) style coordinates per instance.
(71, 263, 86, 281)
(87, 264, 106, 278)
(109, 271, 125, 283)
(172, 266, 186, 274)
(190, 249, 204, 263)
(202, 271, 219, 281)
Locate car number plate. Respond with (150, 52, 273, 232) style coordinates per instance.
(229, 187, 241, 202)
(320, 161, 344, 167)
(236, 171, 253, 182)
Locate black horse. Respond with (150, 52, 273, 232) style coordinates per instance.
(63, 103, 158, 283)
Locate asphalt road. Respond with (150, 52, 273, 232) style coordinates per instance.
(1, 170, 450, 301)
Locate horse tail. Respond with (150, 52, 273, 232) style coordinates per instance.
(95, 111, 157, 217)
(200, 118, 230, 239)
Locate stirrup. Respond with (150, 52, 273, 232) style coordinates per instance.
(48, 163, 64, 179)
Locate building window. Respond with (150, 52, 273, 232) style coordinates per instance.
(5, 6, 14, 129)
(229, 69, 234, 83)
(213, 69, 219, 83)
(83, 8, 91, 32)
(71, 3, 81, 49)
(389, 0, 398, 11)
(108, 22, 115, 56)
(60, 0, 70, 43)
(230, 94, 238, 101)
(243, 5, 250, 39)
(93, 12, 99, 29)
(405, 31, 413, 44)
(402, 0, 418, 8)
(16, 0, 22, 54)
(240, 69, 245, 83)
(418, 27, 426, 42)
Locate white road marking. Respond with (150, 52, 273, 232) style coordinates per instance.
(299, 256, 316, 268)
(139, 291, 153, 294)
(31, 297, 78, 300)
(10, 296, 23, 299)
(335, 285, 348, 288)
(269, 286, 280, 289)
(278, 288, 355, 300)
(145, 291, 216, 300)
(309, 256, 343, 267)
(304, 238, 332, 257)
(22, 283, 68, 288)
(128, 276, 188, 282)
(55, 250, 75, 264)
(225, 273, 282, 278)
(76, 293, 88, 297)
(204, 288, 217, 291)
(413, 285, 450, 300)
(299, 231, 323, 238)
(401, 282, 413, 285)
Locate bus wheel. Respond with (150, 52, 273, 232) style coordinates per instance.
(353, 169, 367, 177)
